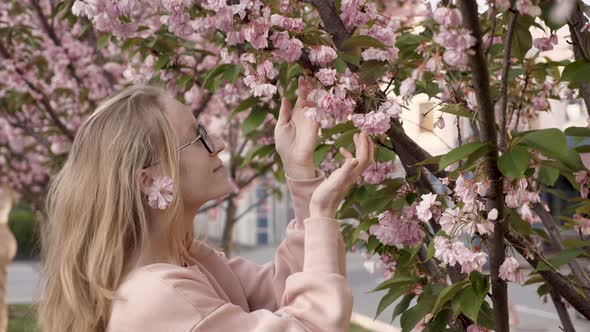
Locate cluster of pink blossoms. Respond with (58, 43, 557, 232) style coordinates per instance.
(369, 205, 425, 247)
(533, 35, 558, 52)
(498, 256, 524, 283)
(352, 101, 402, 135)
(504, 178, 542, 224)
(433, 236, 487, 274)
(432, 7, 476, 70)
(360, 161, 395, 184)
(242, 59, 278, 98)
(573, 214, 590, 236)
(304, 70, 360, 128)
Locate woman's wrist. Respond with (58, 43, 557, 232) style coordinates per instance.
(284, 163, 316, 179)
(309, 205, 337, 219)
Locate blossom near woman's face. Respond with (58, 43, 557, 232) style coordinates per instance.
(161, 95, 233, 211)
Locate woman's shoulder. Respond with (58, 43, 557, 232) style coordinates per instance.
(108, 263, 222, 331)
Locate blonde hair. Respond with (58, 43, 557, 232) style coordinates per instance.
(38, 85, 194, 332)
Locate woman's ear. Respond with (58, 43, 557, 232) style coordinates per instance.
(137, 169, 152, 194)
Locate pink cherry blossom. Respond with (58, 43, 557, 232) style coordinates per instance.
(533, 35, 558, 51)
(516, 0, 542, 17)
(361, 162, 394, 184)
(361, 47, 399, 62)
(309, 45, 338, 67)
(416, 193, 439, 222)
(433, 7, 462, 27)
(144, 175, 174, 210)
(270, 31, 303, 62)
(499, 256, 524, 283)
(574, 214, 590, 235)
(243, 17, 270, 49)
(369, 208, 425, 247)
(467, 325, 492, 332)
(315, 68, 337, 86)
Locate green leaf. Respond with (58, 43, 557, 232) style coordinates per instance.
(477, 301, 496, 330)
(228, 97, 259, 122)
(521, 128, 568, 160)
(392, 294, 414, 322)
(439, 104, 473, 118)
(338, 51, 360, 66)
(240, 144, 275, 167)
(153, 54, 170, 71)
(458, 284, 486, 322)
(511, 15, 533, 60)
(374, 286, 410, 319)
(439, 142, 487, 171)
(223, 64, 241, 83)
(202, 64, 237, 92)
(357, 60, 388, 84)
(431, 279, 470, 317)
(538, 165, 560, 186)
(565, 126, 590, 137)
(536, 248, 585, 271)
(313, 144, 332, 167)
(395, 34, 430, 50)
(561, 59, 590, 84)
(370, 276, 418, 293)
(242, 108, 268, 134)
(400, 297, 434, 332)
(97, 34, 110, 49)
(424, 309, 451, 332)
(498, 145, 530, 178)
(176, 74, 193, 91)
(341, 35, 388, 50)
(507, 208, 532, 236)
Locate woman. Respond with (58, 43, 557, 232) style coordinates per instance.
(38, 77, 374, 331)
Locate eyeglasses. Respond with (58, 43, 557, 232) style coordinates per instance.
(144, 121, 215, 168)
(179, 121, 215, 154)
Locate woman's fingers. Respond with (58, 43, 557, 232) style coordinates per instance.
(339, 147, 354, 159)
(277, 98, 293, 126)
(354, 131, 370, 170)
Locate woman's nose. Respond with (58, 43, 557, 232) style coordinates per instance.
(211, 135, 225, 154)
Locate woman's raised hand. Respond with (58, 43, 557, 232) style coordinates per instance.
(309, 131, 375, 218)
(274, 76, 319, 179)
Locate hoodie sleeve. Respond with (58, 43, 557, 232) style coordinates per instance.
(107, 217, 354, 332)
(226, 169, 347, 312)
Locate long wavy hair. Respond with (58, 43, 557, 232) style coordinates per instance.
(38, 85, 195, 332)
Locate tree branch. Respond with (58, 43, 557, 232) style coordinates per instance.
(0, 43, 75, 141)
(550, 288, 577, 332)
(505, 231, 590, 319)
(568, 1, 590, 116)
(500, 10, 518, 147)
(30, 0, 96, 109)
(533, 203, 590, 299)
(458, 1, 509, 331)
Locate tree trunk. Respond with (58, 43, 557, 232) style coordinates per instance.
(458, 1, 509, 331)
(0, 187, 17, 332)
(221, 198, 237, 258)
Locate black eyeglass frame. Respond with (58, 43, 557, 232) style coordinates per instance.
(144, 121, 215, 168)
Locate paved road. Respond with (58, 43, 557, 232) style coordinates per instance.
(7, 245, 590, 331)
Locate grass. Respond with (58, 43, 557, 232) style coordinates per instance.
(7, 304, 374, 332)
(8, 304, 37, 332)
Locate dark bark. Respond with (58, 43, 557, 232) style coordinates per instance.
(458, 1, 509, 331)
(568, 2, 590, 116)
(221, 198, 237, 257)
(500, 11, 518, 147)
(505, 231, 590, 319)
(550, 289, 577, 332)
(533, 204, 590, 299)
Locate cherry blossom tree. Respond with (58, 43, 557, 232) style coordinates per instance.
(4, 0, 590, 331)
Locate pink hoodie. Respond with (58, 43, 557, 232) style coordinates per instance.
(107, 170, 353, 332)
